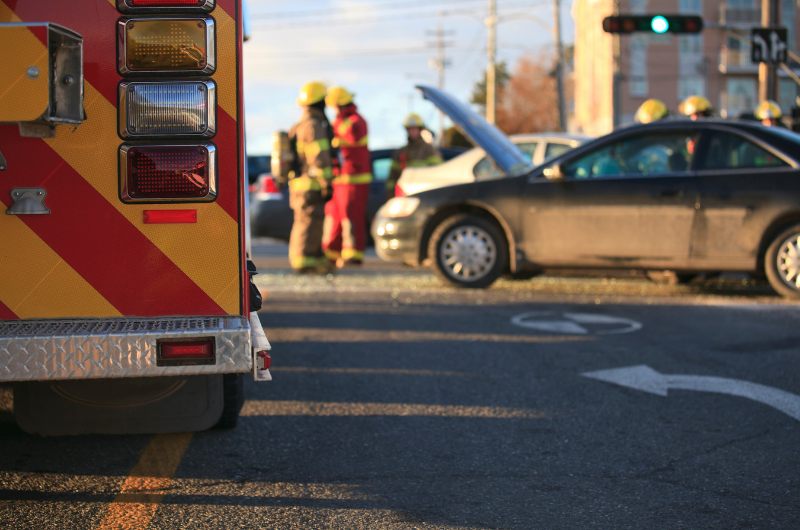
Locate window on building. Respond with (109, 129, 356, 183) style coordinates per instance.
(727, 0, 755, 8)
(679, 0, 702, 14)
(724, 78, 757, 117)
(783, 0, 795, 51)
(629, 35, 648, 97)
(699, 132, 788, 170)
(679, 77, 706, 102)
(779, 80, 798, 115)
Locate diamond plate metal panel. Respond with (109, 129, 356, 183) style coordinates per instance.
(0, 316, 252, 381)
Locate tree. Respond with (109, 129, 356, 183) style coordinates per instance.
(470, 61, 511, 113)
(496, 54, 561, 134)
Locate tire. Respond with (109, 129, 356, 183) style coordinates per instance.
(646, 270, 696, 285)
(764, 224, 800, 299)
(428, 214, 507, 288)
(215, 374, 245, 429)
(504, 269, 542, 281)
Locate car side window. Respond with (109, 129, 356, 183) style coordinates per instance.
(562, 133, 699, 179)
(544, 142, 571, 160)
(372, 158, 392, 181)
(699, 131, 788, 170)
(516, 142, 539, 162)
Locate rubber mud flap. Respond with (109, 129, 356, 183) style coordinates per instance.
(13, 375, 223, 436)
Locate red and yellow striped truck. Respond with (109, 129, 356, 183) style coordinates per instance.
(0, 0, 269, 435)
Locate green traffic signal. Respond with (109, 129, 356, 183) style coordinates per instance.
(651, 16, 669, 33)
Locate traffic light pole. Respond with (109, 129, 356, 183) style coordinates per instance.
(553, 0, 566, 132)
(760, 0, 780, 102)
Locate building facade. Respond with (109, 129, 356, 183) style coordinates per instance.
(573, 0, 800, 136)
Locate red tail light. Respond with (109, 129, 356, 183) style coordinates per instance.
(120, 144, 217, 202)
(260, 175, 279, 194)
(158, 340, 214, 366)
(394, 183, 406, 198)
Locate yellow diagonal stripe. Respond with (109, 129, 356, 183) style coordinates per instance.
(214, 6, 238, 120)
(0, 210, 122, 319)
(0, 27, 49, 121)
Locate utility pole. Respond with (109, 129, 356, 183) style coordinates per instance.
(428, 23, 454, 136)
(552, 0, 566, 131)
(611, 0, 621, 129)
(759, 0, 780, 102)
(486, 0, 497, 124)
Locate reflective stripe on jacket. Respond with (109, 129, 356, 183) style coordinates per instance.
(288, 106, 334, 189)
(331, 104, 372, 185)
(387, 137, 443, 187)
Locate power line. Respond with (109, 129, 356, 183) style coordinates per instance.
(249, 0, 490, 20)
(250, 1, 545, 29)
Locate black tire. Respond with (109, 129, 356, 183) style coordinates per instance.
(215, 374, 245, 429)
(764, 224, 800, 299)
(428, 214, 507, 288)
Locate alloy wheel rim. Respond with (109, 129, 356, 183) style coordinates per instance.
(440, 225, 496, 282)
(777, 234, 800, 290)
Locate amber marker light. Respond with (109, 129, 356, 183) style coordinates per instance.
(119, 17, 215, 75)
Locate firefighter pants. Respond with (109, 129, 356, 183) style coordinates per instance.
(289, 190, 326, 270)
(322, 183, 370, 262)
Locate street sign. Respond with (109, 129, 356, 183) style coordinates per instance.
(751, 27, 788, 65)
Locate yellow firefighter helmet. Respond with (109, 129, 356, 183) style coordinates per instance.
(755, 100, 782, 120)
(635, 99, 669, 124)
(325, 86, 354, 107)
(679, 95, 712, 117)
(403, 113, 424, 128)
(296, 81, 327, 106)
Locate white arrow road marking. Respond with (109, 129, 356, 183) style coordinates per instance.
(582, 365, 800, 422)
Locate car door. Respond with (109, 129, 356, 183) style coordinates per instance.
(522, 130, 701, 266)
(691, 127, 795, 268)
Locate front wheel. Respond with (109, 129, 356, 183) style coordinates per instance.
(765, 225, 800, 299)
(428, 214, 507, 288)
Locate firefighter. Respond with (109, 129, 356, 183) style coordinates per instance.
(386, 113, 443, 199)
(755, 100, 784, 127)
(679, 95, 713, 120)
(634, 99, 669, 124)
(322, 86, 372, 267)
(287, 81, 335, 274)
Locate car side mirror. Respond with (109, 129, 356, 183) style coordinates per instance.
(543, 164, 564, 181)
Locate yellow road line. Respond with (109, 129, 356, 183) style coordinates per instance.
(95, 433, 193, 530)
(240, 400, 547, 419)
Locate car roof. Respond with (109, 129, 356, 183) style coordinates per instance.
(509, 132, 593, 142)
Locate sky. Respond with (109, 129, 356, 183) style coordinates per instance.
(243, 0, 576, 155)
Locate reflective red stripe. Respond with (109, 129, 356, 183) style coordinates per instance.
(0, 298, 18, 320)
(214, 110, 239, 221)
(0, 134, 225, 317)
(143, 210, 198, 224)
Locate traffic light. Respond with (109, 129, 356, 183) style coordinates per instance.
(602, 15, 703, 34)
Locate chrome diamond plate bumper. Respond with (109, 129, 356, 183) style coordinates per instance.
(0, 316, 252, 382)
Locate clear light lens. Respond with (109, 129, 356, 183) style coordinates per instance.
(383, 197, 420, 218)
(121, 18, 214, 74)
(120, 80, 215, 138)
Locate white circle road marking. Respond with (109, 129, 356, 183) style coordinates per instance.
(510, 311, 643, 335)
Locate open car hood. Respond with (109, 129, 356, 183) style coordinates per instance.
(416, 85, 534, 177)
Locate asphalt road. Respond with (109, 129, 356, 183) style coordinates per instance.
(1, 239, 799, 529)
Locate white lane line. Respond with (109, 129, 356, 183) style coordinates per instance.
(582, 365, 800, 422)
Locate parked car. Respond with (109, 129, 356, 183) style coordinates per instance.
(372, 85, 800, 299)
(396, 133, 591, 196)
(250, 147, 465, 241)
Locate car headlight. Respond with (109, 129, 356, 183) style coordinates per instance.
(382, 197, 420, 218)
